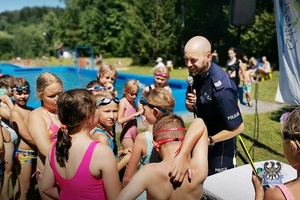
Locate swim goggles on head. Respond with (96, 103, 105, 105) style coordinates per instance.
(87, 85, 107, 91)
(152, 127, 186, 156)
(11, 85, 30, 93)
(96, 97, 120, 106)
(153, 127, 186, 135)
(139, 96, 169, 114)
(154, 71, 169, 78)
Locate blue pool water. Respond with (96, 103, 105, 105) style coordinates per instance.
(0, 63, 188, 113)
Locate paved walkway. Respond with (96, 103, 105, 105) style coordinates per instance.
(116, 100, 287, 132)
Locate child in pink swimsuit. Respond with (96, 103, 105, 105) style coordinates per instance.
(27, 72, 63, 199)
(117, 80, 143, 150)
(252, 108, 300, 199)
(41, 89, 121, 199)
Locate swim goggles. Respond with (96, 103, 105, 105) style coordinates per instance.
(87, 85, 107, 91)
(11, 85, 30, 93)
(139, 96, 169, 114)
(96, 97, 120, 106)
(154, 71, 169, 78)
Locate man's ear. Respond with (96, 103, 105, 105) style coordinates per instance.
(206, 52, 212, 61)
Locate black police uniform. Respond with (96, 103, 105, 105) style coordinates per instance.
(187, 62, 243, 175)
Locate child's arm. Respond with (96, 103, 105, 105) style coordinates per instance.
(117, 99, 141, 125)
(28, 111, 52, 156)
(252, 174, 264, 200)
(0, 95, 14, 111)
(0, 126, 4, 153)
(122, 133, 145, 187)
(138, 88, 149, 125)
(189, 121, 208, 184)
(98, 144, 121, 200)
(10, 110, 35, 146)
(40, 152, 59, 199)
(117, 153, 131, 171)
(0, 102, 11, 120)
(168, 118, 206, 182)
(116, 165, 152, 200)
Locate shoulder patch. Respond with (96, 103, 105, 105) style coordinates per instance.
(214, 80, 222, 87)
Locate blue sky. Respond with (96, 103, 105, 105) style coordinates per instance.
(0, 0, 65, 13)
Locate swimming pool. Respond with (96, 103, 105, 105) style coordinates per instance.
(0, 63, 188, 113)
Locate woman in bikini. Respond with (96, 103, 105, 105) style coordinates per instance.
(27, 72, 63, 200)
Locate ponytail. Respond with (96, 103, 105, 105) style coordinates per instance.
(55, 126, 71, 167)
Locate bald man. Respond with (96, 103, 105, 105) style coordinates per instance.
(183, 36, 244, 175)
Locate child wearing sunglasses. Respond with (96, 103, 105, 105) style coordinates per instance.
(117, 80, 143, 151)
(118, 114, 208, 200)
(10, 78, 37, 200)
(139, 66, 172, 131)
(27, 72, 63, 200)
(91, 91, 132, 174)
(122, 88, 174, 198)
(41, 89, 121, 199)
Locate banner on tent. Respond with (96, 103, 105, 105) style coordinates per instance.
(274, 0, 300, 105)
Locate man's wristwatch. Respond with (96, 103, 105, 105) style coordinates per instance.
(208, 136, 215, 148)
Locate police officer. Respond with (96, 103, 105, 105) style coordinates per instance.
(184, 36, 244, 175)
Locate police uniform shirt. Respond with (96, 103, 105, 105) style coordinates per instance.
(187, 62, 243, 156)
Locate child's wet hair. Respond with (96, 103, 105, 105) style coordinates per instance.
(153, 114, 185, 141)
(0, 74, 15, 90)
(36, 72, 63, 97)
(123, 79, 139, 95)
(143, 88, 175, 113)
(97, 64, 117, 81)
(282, 107, 300, 146)
(55, 89, 96, 167)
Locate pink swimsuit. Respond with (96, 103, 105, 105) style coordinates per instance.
(276, 184, 294, 200)
(121, 100, 138, 140)
(45, 108, 59, 142)
(33, 109, 60, 178)
(50, 141, 106, 200)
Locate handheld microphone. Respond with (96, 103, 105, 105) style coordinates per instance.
(186, 76, 194, 93)
(186, 76, 199, 118)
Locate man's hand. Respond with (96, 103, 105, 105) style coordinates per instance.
(185, 89, 197, 107)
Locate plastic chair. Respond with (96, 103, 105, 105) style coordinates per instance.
(261, 67, 272, 81)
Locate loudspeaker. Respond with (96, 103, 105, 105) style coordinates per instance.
(229, 0, 256, 27)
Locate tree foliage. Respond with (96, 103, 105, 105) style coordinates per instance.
(0, 0, 278, 67)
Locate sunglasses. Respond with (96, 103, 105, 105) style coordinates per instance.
(11, 85, 30, 93)
(139, 96, 169, 114)
(96, 97, 120, 106)
(87, 85, 107, 91)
